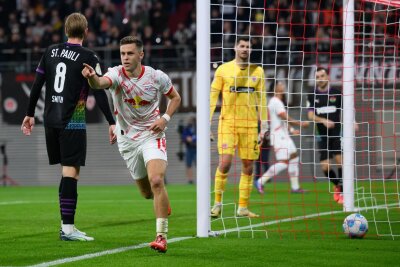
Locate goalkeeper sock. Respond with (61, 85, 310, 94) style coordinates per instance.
(214, 168, 228, 204)
(288, 157, 300, 190)
(156, 218, 168, 239)
(238, 173, 252, 208)
(324, 170, 339, 185)
(260, 162, 288, 185)
(60, 177, 77, 225)
(338, 167, 343, 188)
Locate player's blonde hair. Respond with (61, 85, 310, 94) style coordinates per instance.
(65, 13, 88, 39)
(120, 36, 144, 52)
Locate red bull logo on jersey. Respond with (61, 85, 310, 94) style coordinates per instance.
(124, 95, 150, 108)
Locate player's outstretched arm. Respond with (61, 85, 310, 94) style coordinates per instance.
(82, 63, 111, 89)
(307, 110, 334, 129)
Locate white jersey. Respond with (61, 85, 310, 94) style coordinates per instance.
(104, 65, 173, 140)
(268, 96, 296, 159)
(269, 96, 289, 137)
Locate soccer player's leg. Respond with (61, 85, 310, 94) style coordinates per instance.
(288, 154, 307, 193)
(318, 136, 341, 203)
(147, 159, 169, 253)
(237, 127, 259, 218)
(143, 137, 169, 253)
(258, 133, 289, 193)
(136, 176, 154, 199)
(56, 128, 93, 241)
(331, 138, 343, 204)
(211, 124, 235, 218)
(287, 140, 306, 193)
(253, 141, 270, 189)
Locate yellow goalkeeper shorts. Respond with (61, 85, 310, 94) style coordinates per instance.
(217, 123, 259, 160)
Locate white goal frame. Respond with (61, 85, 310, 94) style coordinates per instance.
(196, 0, 360, 236)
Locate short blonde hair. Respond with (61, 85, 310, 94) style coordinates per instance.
(65, 13, 88, 39)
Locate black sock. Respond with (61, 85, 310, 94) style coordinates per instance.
(59, 176, 64, 222)
(324, 169, 340, 186)
(338, 168, 343, 188)
(60, 177, 78, 225)
(59, 177, 64, 195)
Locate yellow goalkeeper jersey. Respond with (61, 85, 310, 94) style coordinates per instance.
(210, 60, 267, 128)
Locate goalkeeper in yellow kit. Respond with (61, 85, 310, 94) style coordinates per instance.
(210, 37, 267, 218)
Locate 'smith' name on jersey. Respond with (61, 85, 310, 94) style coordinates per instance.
(51, 48, 80, 61)
(52, 95, 63, 103)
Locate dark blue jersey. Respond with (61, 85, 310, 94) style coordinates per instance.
(29, 42, 103, 128)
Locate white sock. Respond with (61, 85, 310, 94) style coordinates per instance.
(156, 218, 168, 239)
(62, 224, 74, 234)
(289, 157, 300, 190)
(260, 162, 288, 185)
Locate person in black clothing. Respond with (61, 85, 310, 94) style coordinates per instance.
(21, 13, 116, 241)
(307, 67, 357, 204)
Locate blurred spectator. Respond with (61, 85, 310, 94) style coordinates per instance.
(142, 24, 156, 56)
(7, 32, 24, 61)
(125, 0, 152, 17)
(181, 116, 197, 184)
(173, 22, 193, 46)
(222, 21, 235, 60)
(23, 26, 34, 48)
(31, 20, 46, 39)
(7, 12, 20, 35)
(105, 25, 121, 48)
(0, 26, 6, 61)
(130, 5, 149, 28)
(31, 34, 43, 62)
(0, 0, 353, 72)
(160, 28, 176, 59)
(210, 7, 222, 44)
(149, 1, 168, 35)
(84, 8, 102, 34)
(186, 9, 196, 44)
(85, 31, 100, 48)
(105, 3, 124, 28)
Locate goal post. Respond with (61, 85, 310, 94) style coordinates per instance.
(342, 0, 356, 212)
(196, 0, 211, 238)
(198, 0, 400, 239)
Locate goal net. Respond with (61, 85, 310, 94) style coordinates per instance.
(198, 0, 400, 239)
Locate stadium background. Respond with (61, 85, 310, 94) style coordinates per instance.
(0, 0, 398, 185)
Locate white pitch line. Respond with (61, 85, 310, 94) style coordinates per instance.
(0, 199, 196, 206)
(0, 201, 35, 205)
(15, 202, 399, 267)
(26, 236, 193, 267)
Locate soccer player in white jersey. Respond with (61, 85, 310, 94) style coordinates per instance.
(256, 81, 308, 193)
(81, 36, 181, 253)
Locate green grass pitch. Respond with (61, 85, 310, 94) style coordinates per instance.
(0, 182, 399, 266)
